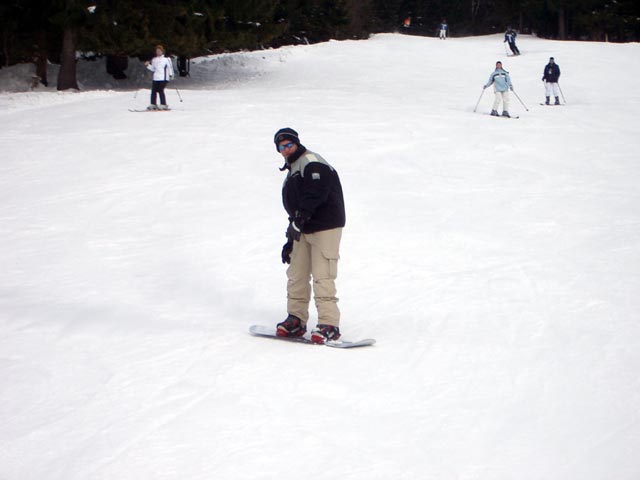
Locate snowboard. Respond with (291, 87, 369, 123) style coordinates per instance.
(249, 325, 375, 349)
(128, 108, 171, 112)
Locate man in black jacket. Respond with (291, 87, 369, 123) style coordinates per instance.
(274, 128, 346, 344)
(542, 57, 561, 105)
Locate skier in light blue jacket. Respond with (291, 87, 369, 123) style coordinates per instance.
(483, 61, 513, 117)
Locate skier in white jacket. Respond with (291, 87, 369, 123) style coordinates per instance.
(144, 45, 174, 110)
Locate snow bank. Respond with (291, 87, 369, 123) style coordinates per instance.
(0, 46, 298, 93)
(0, 57, 150, 93)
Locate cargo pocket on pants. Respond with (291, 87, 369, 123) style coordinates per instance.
(321, 250, 339, 279)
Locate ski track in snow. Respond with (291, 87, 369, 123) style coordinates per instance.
(1, 34, 640, 480)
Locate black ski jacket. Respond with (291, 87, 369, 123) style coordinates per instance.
(542, 63, 561, 83)
(282, 147, 346, 234)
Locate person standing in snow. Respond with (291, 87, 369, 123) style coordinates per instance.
(504, 27, 520, 55)
(403, 16, 412, 33)
(484, 61, 513, 117)
(542, 57, 561, 105)
(438, 19, 448, 40)
(144, 45, 174, 111)
(274, 128, 346, 344)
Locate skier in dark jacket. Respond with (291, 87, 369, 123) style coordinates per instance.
(274, 128, 346, 344)
(438, 20, 448, 39)
(542, 57, 561, 105)
(504, 28, 520, 55)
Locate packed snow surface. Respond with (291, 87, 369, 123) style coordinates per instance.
(1, 34, 639, 479)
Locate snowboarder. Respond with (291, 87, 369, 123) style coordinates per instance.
(438, 19, 448, 40)
(274, 128, 346, 344)
(144, 45, 174, 111)
(484, 61, 513, 117)
(542, 57, 561, 105)
(504, 27, 520, 55)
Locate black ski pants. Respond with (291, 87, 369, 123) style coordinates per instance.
(150, 81, 168, 105)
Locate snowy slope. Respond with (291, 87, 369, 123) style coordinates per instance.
(1, 34, 639, 480)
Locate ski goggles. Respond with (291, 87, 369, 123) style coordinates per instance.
(278, 142, 296, 152)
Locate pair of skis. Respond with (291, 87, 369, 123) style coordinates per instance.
(128, 108, 171, 112)
(484, 113, 520, 119)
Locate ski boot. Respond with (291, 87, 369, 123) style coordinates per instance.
(147, 104, 158, 111)
(554, 96, 560, 105)
(310, 324, 341, 344)
(502, 111, 511, 118)
(276, 314, 306, 338)
(545, 96, 550, 105)
(490, 109, 499, 117)
(158, 104, 169, 110)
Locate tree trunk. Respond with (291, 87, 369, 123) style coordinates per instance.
(558, 8, 566, 40)
(2, 30, 10, 67)
(57, 27, 78, 90)
(35, 30, 49, 87)
(519, 11, 523, 33)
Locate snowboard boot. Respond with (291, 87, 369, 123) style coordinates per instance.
(555, 96, 560, 105)
(310, 324, 341, 344)
(158, 104, 169, 110)
(502, 111, 510, 118)
(276, 314, 306, 338)
(545, 96, 550, 105)
(147, 104, 158, 111)
(490, 110, 499, 117)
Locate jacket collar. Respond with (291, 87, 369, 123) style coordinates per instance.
(280, 145, 307, 171)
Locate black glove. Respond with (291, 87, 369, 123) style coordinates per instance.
(286, 221, 302, 242)
(286, 212, 308, 242)
(281, 238, 293, 264)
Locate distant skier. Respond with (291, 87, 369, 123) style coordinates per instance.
(144, 45, 174, 111)
(274, 128, 346, 344)
(542, 56, 561, 105)
(484, 61, 513, 117)
(438, 19, 448, 40)
(504, 27, 520, 56)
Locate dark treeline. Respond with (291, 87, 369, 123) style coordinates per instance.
(2, 0, 639, 89)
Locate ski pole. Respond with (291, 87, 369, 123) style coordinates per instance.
(133, 89, 139, 99)
(511, 88, 529, 111)
(175, 86, 183, 103)
(473, 87, 486, 113)
(558, 82, 566, 104)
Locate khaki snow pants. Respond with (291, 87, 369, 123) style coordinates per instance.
(287, 227, 342, 327)
(492, 91, 510, 113)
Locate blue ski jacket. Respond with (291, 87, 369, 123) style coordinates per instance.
(485, 68, 512, 93)
(504, 30, 517, 44)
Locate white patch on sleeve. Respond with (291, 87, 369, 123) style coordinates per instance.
(312, 172, 321, 180)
